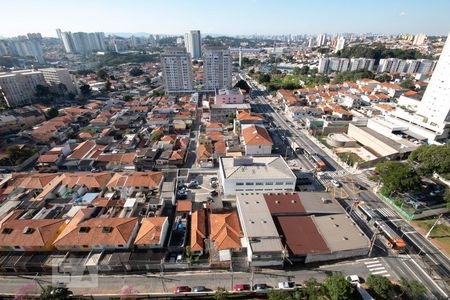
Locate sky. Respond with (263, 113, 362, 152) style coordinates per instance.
(1, 0, 450, 37)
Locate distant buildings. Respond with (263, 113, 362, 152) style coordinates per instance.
(413, 33, 427, 46)
(184, 30, 202, 60)
(377, 58, 436, 74)
(203, 47, 232, 91)
(160, 47, 194, 94)
(59, 31, 106, 54)
(0, 68, 76, 107)
(335, 36, 345, 53)
(318, 57, 375, 74)
(0, 38, 44, 63)
(316, 34, 327, 47)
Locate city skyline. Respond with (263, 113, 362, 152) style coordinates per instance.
(2, 0, 450, 37)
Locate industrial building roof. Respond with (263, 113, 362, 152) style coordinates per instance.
(313, 214, 370, 252)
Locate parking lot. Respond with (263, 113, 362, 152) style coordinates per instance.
(178, 173, 221, 205)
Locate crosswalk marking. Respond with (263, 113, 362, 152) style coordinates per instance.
(364, 258, 391, 277)
(376, 207, 399, 218)
(365, 263, 383, 268)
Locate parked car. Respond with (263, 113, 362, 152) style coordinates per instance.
(278, 281, 295, 289)
(345, 275, 360, 285)
(233, 284, 250, 291)
(209, 190, 218, 197)
(253, 283, 269, 292)
(192, 286, 208, 292)
(173, 286, 191, 293)
(188, 180, 199, 188)
(331, 179, 341, 188)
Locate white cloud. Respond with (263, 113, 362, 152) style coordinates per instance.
(399, 11, 407, 17)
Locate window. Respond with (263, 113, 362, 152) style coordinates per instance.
(236, 182, 244, 186)
(245, 182, 254, 185)
(275, 182, 283, 185)
(266, 182, 273, 185)
(256, 182, 263, 186)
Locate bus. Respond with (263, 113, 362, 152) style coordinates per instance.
(374, 221, 407, 254)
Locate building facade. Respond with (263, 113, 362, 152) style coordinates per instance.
(184, 30, 202, 59)
(161, 47, 194, 94)
(203, 47, 232, 91)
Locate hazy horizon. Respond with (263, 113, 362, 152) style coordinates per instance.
(2, 0, 450, 38)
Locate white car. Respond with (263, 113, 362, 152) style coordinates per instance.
(331, 179, 341, 188)
(346, 275, 360, 285)
(278, 281, 295, 289)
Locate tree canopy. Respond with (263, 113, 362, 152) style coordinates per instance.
(323, 275, 354, 300)
(408, 144, 450, 178)
(336, 44, 429, 61)
(79, 84, 91, 97)
(96, 68, 108, 80)
(375, 161, 421, 196)
(333, 70, 375, 84)
(45, 107, 59, 120)
(129, 67, 144, 76)
(367, 275, 393, 299)
(35, 84, 51, 98)
(399, 278, 426, 300)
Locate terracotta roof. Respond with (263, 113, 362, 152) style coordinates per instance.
(197, 144, 213, 160)
(37, 154, 60, 163)
(214, 140, 227, 156)
(6, 173, 59, 190)
(205, 131, 224, 142)
(236, 110, 263, 121)
(67, 141, 97, 160)
(206, 122, 224, 128)
(210, 211, 242, 250)
(190, 209, 206, 252)
(96, 152, 137, 164)
(169, 149, 186, 161)
(106, 172, 163, 189)
(0, 211, 65, 248)
(134, 217, 167, 246)
(54, 211, 137, 247)
(242, 125, 273, 145)
(177, 200, 192, 213)
(61, 172, 113, 189)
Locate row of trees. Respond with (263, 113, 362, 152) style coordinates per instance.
(336, 44, 430, 61)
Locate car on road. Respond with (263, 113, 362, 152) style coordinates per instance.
(173, 286, 191, 293)
(192, 286, 208, 292)
(233, 284, 250, 291)
(253, 283, 269, 292)
(345, 275, 360, 285)
(331, 179, 341, 188)
(278, 281, 296, 289)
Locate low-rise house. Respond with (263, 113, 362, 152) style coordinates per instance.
(197, 144, 214, 168)
(214, 88, 245, 105)
(0, 210, 66, 252)
(209, 210, 243, 264)
(190, 209, 206, 255)
(53, 209, 139, 251)
(134, 217, 169, 249)
(106, 172, 164, 199)
(241, 125, 273, 155)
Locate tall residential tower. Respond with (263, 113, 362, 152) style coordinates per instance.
(184, 30, 202, 60)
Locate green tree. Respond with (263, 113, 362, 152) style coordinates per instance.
(129, 67, 144, 76)
(366, 275, 393, 299)
(123, 94, 133, 101)
(45, 107, 59, 119)
(258, 73, 272, 84)
(40, 286, 72, 300)
(303, 278, 324, 300)
(376, 73, 391, 82)
(96, 68, 108, 80)
(35, 84, 50, 98)
(323, 275, 354, 300)
(214, 287, 227, 300)
(408, 144, 450, 177)
(400, 79, 415, 90)
(267, 289, 293, 300)
(79, 84, 91, 97)
(375, 161, 421, 196)
(104, 80, 112, 91)
(399, 278, 426, 299)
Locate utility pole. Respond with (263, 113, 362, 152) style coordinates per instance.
(368, 232, 378, 257)
(426, 214, 443, 238)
